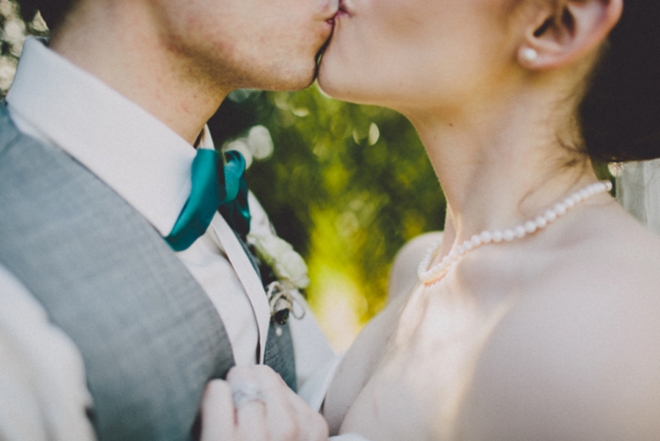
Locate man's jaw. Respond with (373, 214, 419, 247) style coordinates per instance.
(321, 0, 341, 21)
(314, 1, 341, 75)
(315, 30, 334, 76)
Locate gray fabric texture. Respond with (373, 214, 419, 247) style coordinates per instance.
(264, 319, 297, 391)
(0, 103, 291, 440)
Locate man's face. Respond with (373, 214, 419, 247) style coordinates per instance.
(154, 0, 338, 92)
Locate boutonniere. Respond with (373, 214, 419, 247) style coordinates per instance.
(247, 232, 309, 326)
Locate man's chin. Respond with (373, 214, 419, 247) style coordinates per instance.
(269, 78, 316, 93)
(237, 69, 314, 94)
(267, 66, 318, 92)
(316, 35, 333, 66)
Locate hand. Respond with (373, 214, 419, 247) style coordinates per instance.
(200, 365, 329, 441)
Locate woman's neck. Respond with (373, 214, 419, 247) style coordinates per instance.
(407, 90, 598, 252)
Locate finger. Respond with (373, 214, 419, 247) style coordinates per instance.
(278, 384, 329, 441)
(264, 390, 299, 441)
(227, 366, 325, 441)
(200, 380, 236, 441)
(233, 366, 300, 441)
(227, 368, 269, 440)
(254, 366, 308, 441)
(235, 399, 268, 441)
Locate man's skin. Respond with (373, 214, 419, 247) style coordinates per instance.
(50, 0, 338, 144)
(32, 0, 339, 439)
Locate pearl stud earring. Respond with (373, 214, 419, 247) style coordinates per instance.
(521, 48, 538, 63)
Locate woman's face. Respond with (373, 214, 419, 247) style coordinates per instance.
(318, 0, 517, 113)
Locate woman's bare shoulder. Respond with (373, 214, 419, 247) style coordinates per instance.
(457, 216, 660, 440)
(558, 205, 660, 296)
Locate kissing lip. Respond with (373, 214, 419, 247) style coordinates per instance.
(323, 0, 340, 21)
(337, 0, 351, 16)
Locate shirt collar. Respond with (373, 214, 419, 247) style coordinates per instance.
(6, 37, 206, 236)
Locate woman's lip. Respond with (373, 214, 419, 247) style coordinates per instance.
(338, 0, 352, 16)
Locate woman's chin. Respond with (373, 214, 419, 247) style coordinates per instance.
(316, 63, 345, 99)
(318, 62, 369, 104)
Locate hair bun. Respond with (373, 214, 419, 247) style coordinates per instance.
(581, 0, 660, 162)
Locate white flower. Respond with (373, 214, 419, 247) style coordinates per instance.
(247, 233, 310, 289)
(2, 18, 26, 46)
(273, 250, 310, 289)
(249, 233, 291, 266)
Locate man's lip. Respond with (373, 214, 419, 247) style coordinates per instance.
(323, 0, 340, 21)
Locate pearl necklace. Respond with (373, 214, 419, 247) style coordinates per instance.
(418, 180, 613, 286)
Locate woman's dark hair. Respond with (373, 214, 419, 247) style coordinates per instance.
(15, 0, 74, 30)
(581, 0, 660, 162)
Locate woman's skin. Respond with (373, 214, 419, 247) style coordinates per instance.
(319, 0, 660, 439)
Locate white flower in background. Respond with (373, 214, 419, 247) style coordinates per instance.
(227, 88, 259, 103)
(247, 232, 310, 290)
(222, 125, 274, 170)
(247, 125, 274, 160)
(2, 17, 25, 46)
(0, 0, 13, 16)
(368, 122, 380, 146)
(0, 56, 17, 91)
(223, 138, 253, 168)
(0, 0, 27, 95)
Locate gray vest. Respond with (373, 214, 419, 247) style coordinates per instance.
(0, 104, 295, 441)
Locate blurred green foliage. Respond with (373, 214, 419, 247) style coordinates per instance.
(210, 88, 446, 323)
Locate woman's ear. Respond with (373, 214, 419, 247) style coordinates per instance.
(517, 0, 623, 70)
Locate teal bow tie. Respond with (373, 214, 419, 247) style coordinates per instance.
(165, 149, 251, 252)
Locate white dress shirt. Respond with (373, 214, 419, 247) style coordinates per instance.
(0, 37, 337, 440)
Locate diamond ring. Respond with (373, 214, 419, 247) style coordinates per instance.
(231, 382, 266, 408)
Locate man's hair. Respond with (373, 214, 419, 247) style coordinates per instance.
(15, 0, 73, 30)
